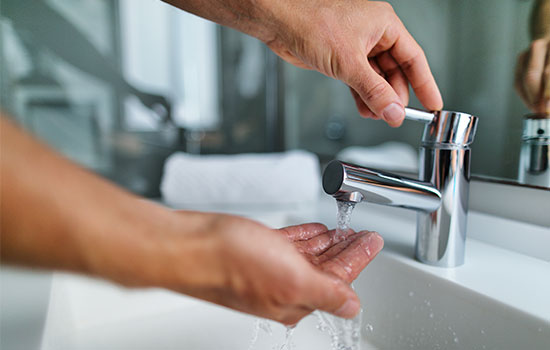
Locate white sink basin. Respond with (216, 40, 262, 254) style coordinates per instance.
(357, 253, 549, 349)
(3, 198, 549, 350)
(37, 248, 549, 350)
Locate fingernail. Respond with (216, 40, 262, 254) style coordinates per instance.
(365, 231, 384, 256)
(382, 103, 405, 124)
(335, 299, 361, 318)
(367, 232, 384, 249)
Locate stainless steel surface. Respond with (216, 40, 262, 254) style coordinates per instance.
(421, 110, 478, 147)
(323, 162, 441, 211)
(323, 109, 479, 267)
(404, 107, 436, 123)
(405, 108, 478, 146)
(518, 114, 550, 187)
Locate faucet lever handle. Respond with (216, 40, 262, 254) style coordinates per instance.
(404, 107, 436, 123)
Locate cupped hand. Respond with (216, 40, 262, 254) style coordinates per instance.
(264, 0, 443, 126)
(154, 212, 383, 325)
(515, 37, 550, 113)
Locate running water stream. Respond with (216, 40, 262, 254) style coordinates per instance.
(314, 200, 362, 350)
(249, 200, 362, 350)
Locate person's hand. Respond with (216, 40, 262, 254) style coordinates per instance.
(264, 0, 443, 126)
(515, 37, 550, 113)
(164, 0, 443, 127)
(136, 212, 383, 325)
(0, 115, 383, 326)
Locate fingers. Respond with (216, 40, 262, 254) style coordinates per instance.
(278, 223, 328, 242)
(314, 231, 365, 264)
(348, 58, 406, 127)
(532, 39, 550, 113)
(294, 229, 360, 258)
(389, 27, 443, 111)
(524, 39, 548, 104)
(320, 231, 384, 283)
(515, 38, 550, 113)
(376, 52, 410, 106)
(515, 51, 531, 107)
(349, 87, 377, 119)
(298, 231, 383, 320)
(302, 272, 361, 319)
(293, 229, 337, 256)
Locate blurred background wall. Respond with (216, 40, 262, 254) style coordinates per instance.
(0, 0, 535, 197)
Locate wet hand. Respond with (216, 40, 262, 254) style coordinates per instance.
(280, 223, 383, 284)
(152, 213, 383, 325)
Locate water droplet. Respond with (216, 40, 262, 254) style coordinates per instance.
(453, 337, 459, 343)
(538, 327, 542, 332)
(409, 291, 414, 297)
(365, 324, 374, 332)
(248, 319, 261, 350)
(259, 320, 273, 335)
(480, 329, 485, 335)
(429, 312, 434, 319)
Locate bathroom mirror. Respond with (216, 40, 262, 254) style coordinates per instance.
(1, 0, 548, 196)
(284, 0, 550, 189)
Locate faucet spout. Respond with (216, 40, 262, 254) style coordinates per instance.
(323, 161, 441, 212)
(323, 108, 478, 268)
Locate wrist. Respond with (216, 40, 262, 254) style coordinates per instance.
(82, 202, 228, 294)
(75, 196, 176, 287)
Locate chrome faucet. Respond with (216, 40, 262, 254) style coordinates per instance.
(323, 108, 478, 267)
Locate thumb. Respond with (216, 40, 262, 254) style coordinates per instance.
(351, 63, 405, 127)
(304, 272, 361, 319)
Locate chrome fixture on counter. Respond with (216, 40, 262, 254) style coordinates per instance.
(518, 113, 550, 187)
(323, 108, 478, 267)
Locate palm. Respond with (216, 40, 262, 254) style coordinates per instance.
(279, 223, 383, 284)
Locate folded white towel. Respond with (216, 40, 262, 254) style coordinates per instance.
(336, 142, 418, 173)
(161, 150, 321, 207)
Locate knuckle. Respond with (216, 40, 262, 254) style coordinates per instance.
(362, 80, 390, 103)
(524, 71, 541, 86)
(530, 38, 545, 51)
(375, 1, 394, 12)
(400, 52, 424, 74)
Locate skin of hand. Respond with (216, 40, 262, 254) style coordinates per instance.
(515, 37, 550, 114)
(0, 116, 383, 325)
(154, 216, 384, 324)
(163, 0, 443, 127)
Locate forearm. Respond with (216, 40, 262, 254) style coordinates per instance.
(162, 0, 293, 43)
(0, 116, 181, 286)
(0, 117, 380, 323)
